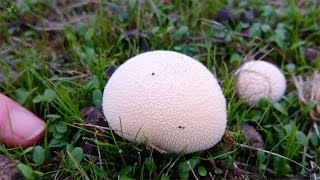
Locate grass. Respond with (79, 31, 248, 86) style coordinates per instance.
(0, 0, 320, 179)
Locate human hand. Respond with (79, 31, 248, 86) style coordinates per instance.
(0, 94, 46, 147)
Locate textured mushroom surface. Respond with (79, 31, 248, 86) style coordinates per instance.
(103, 50, 227, 154)
(235, 60, 286, 106)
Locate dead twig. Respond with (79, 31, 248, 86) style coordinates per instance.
(146, 142, 168, 154)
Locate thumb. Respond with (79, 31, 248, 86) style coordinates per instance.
(0, 94, 46, 147)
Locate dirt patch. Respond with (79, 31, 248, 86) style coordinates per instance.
(0, 155, 23, 180)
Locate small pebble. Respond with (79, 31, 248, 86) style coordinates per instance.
(0, 155, 23, 180)
(79, 107, 108, 155)
(216, 8, 237, 25)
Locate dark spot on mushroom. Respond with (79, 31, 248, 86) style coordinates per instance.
(178, 126, 185, 129)
(152, 72, 155, 76)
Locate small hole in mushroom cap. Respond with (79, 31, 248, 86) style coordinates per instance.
(152, 72, 155, 75)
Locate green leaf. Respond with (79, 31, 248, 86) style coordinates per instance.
(119, 175, 132, 180)
(310, 132, 318, 147)
(179, 159, 197, 172)
(247, 109, 262, 122)
(71, 131, 82, 144)
(258, 98, 270, 109)
(198, 166, 207, 176)
(295, 131, 308, 146)
(261, 24, 271, 33)
(49, 138, 68, 148)
(302, 100, 317, 114)
(145, 157, 156, 172)
(174, 26, 189, 40)
(248, 23, 261, 37)
(32, 146, 45, 165)
(259, 164, 267, 171)
(166, 25, 174, 33)
(43, 89, 57, 102)
(274, 24, 290, 48)
(15, 88, 30, 105)
(92, 75, 100, 88)
(285, 63, 296, 73)
(92, 89, 102, 108)
(283, 123, 293, 134)
(273, 102, 288, 116)
(257, 151, 266, 162)
(119, 166, 133, 175)
(33, 95, 43, 103)
(55, 121, 67, 133)
(160, 176, 170, 180)
(275, 25, 288, 40)
(230, 53, 241, 65)
(68, 147, 84, 169)
(179, 171, 189, 180)
(53, 129, 65, 139)
(33, 170, 44, 179)
(47, 114, 61, 119)
(17, 163, 34, 180)
(262, 5, 274, 17)
(151, 26, 160, 34)
(214, 168, 224, 174)
(85, 28, 95, 42)
(85, 47, 95, 61)
(7, 5, 15, 13)
(191, 156, 201, 164)
(70, 147, 84, 163)
(47, 114, 61, 122)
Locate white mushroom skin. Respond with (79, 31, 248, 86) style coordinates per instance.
(103, 50, 227, 154)
(235, 60, 287, 106)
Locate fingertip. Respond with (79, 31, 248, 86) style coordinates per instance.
(0, 93, 46, 147)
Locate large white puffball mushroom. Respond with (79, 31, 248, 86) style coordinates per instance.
(235, 60, 286, 106)
(103, 50, 227, 154)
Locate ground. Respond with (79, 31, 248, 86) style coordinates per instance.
(0, 0, 320, 179)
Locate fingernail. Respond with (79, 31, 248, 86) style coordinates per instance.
(9, 107, 45, 141)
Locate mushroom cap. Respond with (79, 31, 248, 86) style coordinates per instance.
(235, 60, 286, 106)
(103, 50, 227, 154)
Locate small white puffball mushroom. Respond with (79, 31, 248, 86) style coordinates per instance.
(235, 60, 286, 106)
(103, 50, 227, 154)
